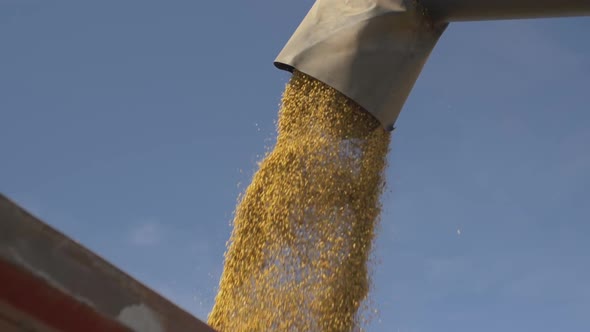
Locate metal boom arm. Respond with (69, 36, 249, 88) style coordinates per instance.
(422, 0, 590, 22)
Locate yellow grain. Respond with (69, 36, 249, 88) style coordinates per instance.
(208, 71, 390, 331)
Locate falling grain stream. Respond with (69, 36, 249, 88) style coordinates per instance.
(209, 71, 391, 332)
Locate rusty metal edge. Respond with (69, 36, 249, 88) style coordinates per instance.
(0, 258, 132, 332)
(0, 193, 216, 332)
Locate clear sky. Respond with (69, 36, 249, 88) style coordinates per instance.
(1, 1, 589, 331)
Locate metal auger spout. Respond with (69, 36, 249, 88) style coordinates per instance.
(275, 0, 590, 130)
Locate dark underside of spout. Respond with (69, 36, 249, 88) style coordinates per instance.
(421, 0, 590, 22)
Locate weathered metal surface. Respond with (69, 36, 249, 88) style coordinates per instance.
(0, 257, 132, 332)
(0, 300, 60, 332)
(0, 193, 216, 332)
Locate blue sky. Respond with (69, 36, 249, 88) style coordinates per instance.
(1, 1, 589, 331)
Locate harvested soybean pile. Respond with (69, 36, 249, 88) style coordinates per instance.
(208, 71, 391, 332)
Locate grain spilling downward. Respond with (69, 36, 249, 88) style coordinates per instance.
(209, 71, 391, 332)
